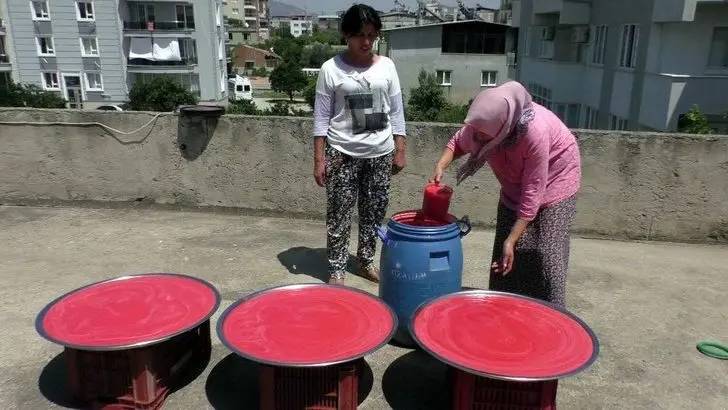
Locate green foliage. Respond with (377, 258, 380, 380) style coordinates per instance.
(310, 29, 344, 46)
(227, 99, 259, 115)
(406, 70, 449, 122)
(0, 81, 66, 108)
(300, 42, 336, 68)
(251, 67, 269, 77)
(436, 102, 469, 124)
(303, 76, 318, 109)
(128, 77, 197, 112)
(270, 60, 307, 101)
(678, 105, 713, 134)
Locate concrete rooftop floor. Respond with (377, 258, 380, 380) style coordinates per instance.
(1, 205, 727, 409)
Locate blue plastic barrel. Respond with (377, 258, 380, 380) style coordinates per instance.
(377, 210, 471, 346)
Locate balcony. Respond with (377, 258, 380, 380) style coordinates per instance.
(124, 20, 195, 31)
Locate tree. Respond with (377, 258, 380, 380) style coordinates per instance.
(301, 42, 335, 68)
(678, 105, 713, 134)
(128, 77, 197, 112)
(227, 99, 259, 115)
(0, 81, 66, 108)
(270, 61, 307, 102)
(407, 70, 449, 122)
(311, 28, 344, 46)
(303, 76, 318, 109)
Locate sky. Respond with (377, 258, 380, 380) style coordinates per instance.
(295, 0, 502, 15)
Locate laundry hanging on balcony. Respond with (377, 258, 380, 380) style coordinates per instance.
(129, 37, 182, 61)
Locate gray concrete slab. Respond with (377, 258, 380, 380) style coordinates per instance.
(1, 205, 726, 409)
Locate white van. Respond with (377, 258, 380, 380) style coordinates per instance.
(228, 75, 253, 101)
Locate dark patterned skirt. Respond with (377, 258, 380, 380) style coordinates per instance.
(489, 196, 577, 307)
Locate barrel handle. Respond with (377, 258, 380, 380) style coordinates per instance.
(377, 226, 390, 245)
(457, 216, 472, 237)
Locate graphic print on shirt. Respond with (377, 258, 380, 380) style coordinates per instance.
(344, 76, 388, 134)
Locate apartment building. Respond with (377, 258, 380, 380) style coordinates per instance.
(1, 0, 227, 108)
(513, 0, 728, 132)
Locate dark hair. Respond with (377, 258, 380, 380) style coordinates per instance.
(340, 4, 382, 36)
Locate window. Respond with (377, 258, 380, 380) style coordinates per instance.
(583, 106, 599, 129)
(592, 25, 608, 65)
(528, 83, 552, 109)
(41, 72, 60, 90)
(79, 37, 99, 57)
(132, 3, 155, 23)
(175, 5, 195, 29)
(539, 39, 554, 59)
(218, 38, 224, 60)
(232, 8, 239, 14)
(481, 71, 497, 87)
(245, 61, 255, 69)
(31, 1, 50, 20)
(216, 4, 222, 26)
(76, 1, 94, 21)
(436, 70, 452, 86)
(442, 23, 507, 54)
(36, 37, 55, 56)
(708, 27, 728, 68)
(85, 72, 103, 91)
(219, 68, 226, 92)
(619, 24, 639, 68)
(609, 114, 628, 130)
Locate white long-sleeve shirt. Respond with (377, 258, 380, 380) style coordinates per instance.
(313, 55, 406, 158)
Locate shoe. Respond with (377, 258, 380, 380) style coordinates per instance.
(358, 265, 380, 283)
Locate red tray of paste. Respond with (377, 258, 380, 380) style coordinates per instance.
(411, 290, 598, 381)
(217, 284, 397, 366)
(36, 273, 220, 350)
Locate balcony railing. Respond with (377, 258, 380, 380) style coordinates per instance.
(127, 56, 197, 66)
(0, 54, 9, 64)
(124, 20, 195, 31)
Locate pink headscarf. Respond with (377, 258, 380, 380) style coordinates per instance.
(456, 81, 535, 185)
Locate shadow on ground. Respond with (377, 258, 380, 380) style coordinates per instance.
(277, 247, 357, 282)
(382, 350, 449, 410)
(205, 353, 374, 409)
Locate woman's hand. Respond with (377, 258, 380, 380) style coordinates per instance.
(392, 135, 407, 175)
(429, 166, 444, 184)
(314, 159, 326, 187)
(491, 239, 515, 275)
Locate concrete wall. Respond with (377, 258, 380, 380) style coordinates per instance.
(0, 108, 727, 243)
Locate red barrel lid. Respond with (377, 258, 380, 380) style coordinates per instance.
(218, 284, 397, 367)
(36, 274, 220, 350)
(411, 290, 598, 381)
(391, 210, 454, 227)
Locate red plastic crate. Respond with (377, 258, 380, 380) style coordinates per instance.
(450, 367, 557, 410)
(65, 321, 211, 410)
(259, 359, 361, 410)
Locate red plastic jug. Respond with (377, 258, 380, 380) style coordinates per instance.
(422, 183, 453, 222)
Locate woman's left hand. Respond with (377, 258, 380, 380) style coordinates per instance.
(491, 239, 515, 275)
(392, 136, 407, 175)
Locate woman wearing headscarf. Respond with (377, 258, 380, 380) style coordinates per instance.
(429, 81, 581, 307)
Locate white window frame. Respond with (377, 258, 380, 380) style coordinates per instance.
(84, 72, 104, 91)
(619, 24, 640, 68)
(76, 1, 95, 21)
(481, 70, 497, 87)
(41, 71, 60, 90)
(592, 25, 608, 65)
(35, 36, 55, 56)
(30, 1, 50, 21)
(79, 37, 100, 57)
(708, 27, 728, 68)
(436, 70, 452, 86)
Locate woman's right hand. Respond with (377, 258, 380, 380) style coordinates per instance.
(429, 166, 444, 184)
(314, 160, 326, 187)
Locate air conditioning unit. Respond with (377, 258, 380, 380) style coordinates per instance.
(541, 26, 555, 41)
(571, 26, 590, 43)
